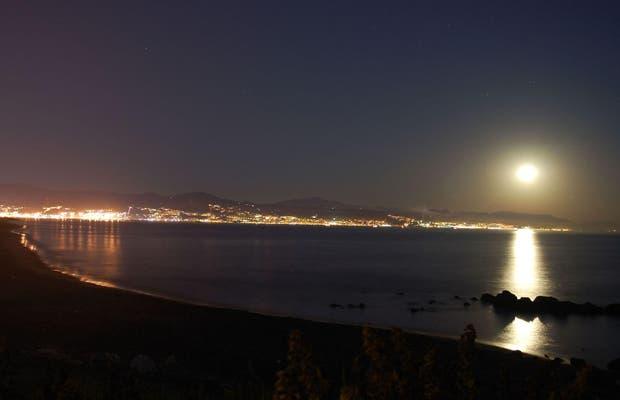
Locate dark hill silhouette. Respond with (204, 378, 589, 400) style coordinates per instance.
(268, 197, 360, 210)
(163, 192, 239, 211)
(261, 197, 385, 219)
(0, 185, 238, 212)
(422, 208, 571, 227)
(0, 184, 575, 228)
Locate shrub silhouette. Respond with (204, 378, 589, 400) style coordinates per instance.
(273, 329, 329, 400)
(390, 328, 416, 399)
(361, 326, 394, 399)
(340, 327, 418, 400)
(456, 324, 477, 400)
(418, 347, 442, 400)
(3, 322, 616, 399)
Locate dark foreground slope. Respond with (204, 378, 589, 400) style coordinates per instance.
(0, 220, 617, 399)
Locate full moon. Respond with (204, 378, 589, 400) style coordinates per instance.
(516, 164, 539, 183)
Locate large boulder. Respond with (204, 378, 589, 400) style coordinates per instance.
(480, 293, 495, 303)
(494, 290, 518, 308)
(515, 297, 533, 312)
(532, 296, 560, 313)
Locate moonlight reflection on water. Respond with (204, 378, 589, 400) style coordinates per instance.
(500, 229, 551, 355)
(499, 316, 547, 354)
(508, 228, 546, 299)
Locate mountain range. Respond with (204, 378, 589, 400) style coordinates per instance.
(0, 184, 574, 228)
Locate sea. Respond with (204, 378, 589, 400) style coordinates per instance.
(19, 220, 620, 367)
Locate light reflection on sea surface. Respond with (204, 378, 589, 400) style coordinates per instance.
(20, 221, 620, 367)
(510, 228, 543, 298)
(498, 316, 547, 354)
(498, 229, 549, 354)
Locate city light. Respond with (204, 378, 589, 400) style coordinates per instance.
(0, 204, 571, 232)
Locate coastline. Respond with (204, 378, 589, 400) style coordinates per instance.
(4, 219, 500, 354)
(15, 224, 485, 348)
(15, 223, 554, 363)
(1, 219, 617, 398)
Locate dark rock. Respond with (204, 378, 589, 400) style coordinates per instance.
(553, 357, 563, 364)
(576, 302, 602, 315)
(480, 293, 495, 303)
(607, 358, 620, 371)
(531, 296, 590, 315)
(570, 357, 586, 370)
(515, 297, 533, 311)
(396, 292, 405, 296)
(463, 302, 471, 307)
(453, 295, 461, 300)
(409, 307, 425, 313)
(561, 301, 579, 313)
(494, 290, 518, 308)
(428, 299, 436, 305)
(347, 303, 365, 309)
(481, 290, 618, 317)
(531, 296, 578, 314)
(470, 297, 478, 301)
(605, 303, 620, 315)
(532, 298, 601, 315)
(533, 296, 560, 312)
(329, 303, 343, 309)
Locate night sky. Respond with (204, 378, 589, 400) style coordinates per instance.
(2, 1, 619, 223)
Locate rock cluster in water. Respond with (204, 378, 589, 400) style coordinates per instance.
(480, 290, 620, 316)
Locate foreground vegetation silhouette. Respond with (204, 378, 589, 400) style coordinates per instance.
(270, 324, 617, 400)
(2, 323, 620, 399)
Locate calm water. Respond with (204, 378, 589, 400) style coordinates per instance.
(21, 220, 620, 367)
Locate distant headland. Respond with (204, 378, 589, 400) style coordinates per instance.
(0, 183, 592, 231)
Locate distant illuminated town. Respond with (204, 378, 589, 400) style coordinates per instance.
(0, 204, 571, 231)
